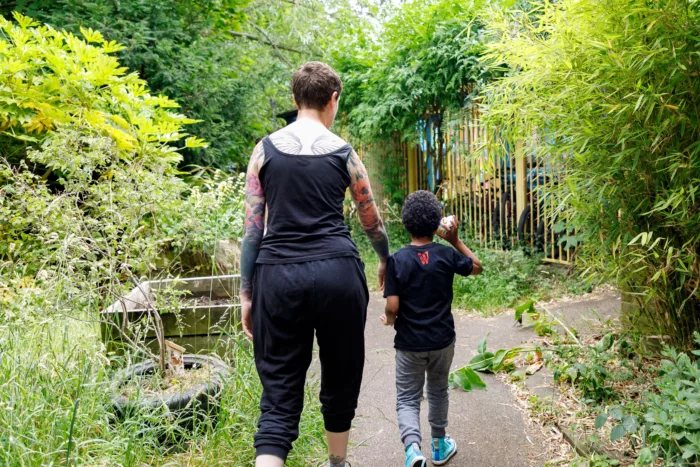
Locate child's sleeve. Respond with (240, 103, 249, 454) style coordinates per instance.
(452, 249, 474, 277)
(383, 256, 399, 297)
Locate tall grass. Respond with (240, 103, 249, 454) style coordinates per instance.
(0, 306, 325, 466)
(451, 248, 591, 313)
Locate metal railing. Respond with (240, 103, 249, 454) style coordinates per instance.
(350, 112, 575, 264)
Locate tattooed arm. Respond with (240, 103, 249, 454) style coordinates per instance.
(239, 142, 266, 340)
(348, 149, 390, 289)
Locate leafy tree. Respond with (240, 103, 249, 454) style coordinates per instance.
(0, 13, 240, 279)
(2, 0, 257, 169)
(0, 13, 205, 165)
(3, 0, 377, 169)
(480, 0, 700, 347)
(335, 0, 492, 142)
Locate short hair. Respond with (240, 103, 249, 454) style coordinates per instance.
(292, 62, 342, 111)
(402, 190, 443, 238)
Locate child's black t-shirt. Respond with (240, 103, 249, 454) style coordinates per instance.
(384, 243, 473, 352)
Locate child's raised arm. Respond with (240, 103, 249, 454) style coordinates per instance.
(381, 296, 399, 326)
(437, 217, 483, 275)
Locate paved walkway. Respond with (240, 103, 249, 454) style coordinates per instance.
(347, 291, 621, 467)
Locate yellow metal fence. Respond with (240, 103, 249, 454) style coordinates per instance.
(355, 111, 575, 264)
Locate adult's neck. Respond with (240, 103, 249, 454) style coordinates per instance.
(297, 107, 333, 129)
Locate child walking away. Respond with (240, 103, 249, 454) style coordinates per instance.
(381, 190, 483, 467)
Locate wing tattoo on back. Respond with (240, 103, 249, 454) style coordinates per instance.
(310, 134, 347, 155)
(269, 130, 303, 155)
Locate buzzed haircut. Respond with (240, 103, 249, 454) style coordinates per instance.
(292, 62, 343, 111)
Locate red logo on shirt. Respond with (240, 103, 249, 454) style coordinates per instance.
(418, 251, 429, 265)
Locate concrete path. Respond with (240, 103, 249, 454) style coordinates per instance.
(347, 291, 621, 467)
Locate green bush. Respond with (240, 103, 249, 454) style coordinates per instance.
(0, 14, 241, 280)
(481, 0, 700, 347)
(452, 248, 539, 312)
(0, 16, 325, 465)
(4, 1, 259, 169)
(551, 340, 619, 403)
(641, 333, 700, 464)
(0, 13, 206, 164)
(335, 0, 491, 142)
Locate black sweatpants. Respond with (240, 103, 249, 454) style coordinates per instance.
(252, 256, 369, 461)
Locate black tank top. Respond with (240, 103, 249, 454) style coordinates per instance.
(255, 136, 360, 264)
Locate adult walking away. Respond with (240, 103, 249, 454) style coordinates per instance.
(239, 62, 390, 467)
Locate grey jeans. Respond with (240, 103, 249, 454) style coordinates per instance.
(395, 342, 455, 448)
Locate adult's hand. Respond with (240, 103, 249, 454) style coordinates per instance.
(241, 298, 253, 340)
(378, 260, 387, 291)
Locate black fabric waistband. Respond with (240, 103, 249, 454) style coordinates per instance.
(255, 250, 359, 265)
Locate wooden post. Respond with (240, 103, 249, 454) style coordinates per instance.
(515, 140, 526, 220)
(165, 340, 186, 377)
(408, 145, 418, 194)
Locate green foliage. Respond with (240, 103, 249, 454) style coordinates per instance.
(481, 0, 700, 347)
(0, 13, 204, 164)
(0, 15, 243, 275)
(452, 248, 538, 311)
(586, 334, 700, 465)
(0, 125, 245, 280)
(514, 300, 554, 336)
(7, 0, 373, 169)
(569, 453, 621, 467)
(4, 0, 256, 169)
(449, 366, 487, 392)
(469, 336, 521, 373)
(548, 331, 643, 405)
(551, 340, 619, 403)
(335, 0, 491, 142)
(0, 320, 325, 465)
(641, 333, 700, 464)
(595, 407, 640, 444)
(450, 336, 529, 392)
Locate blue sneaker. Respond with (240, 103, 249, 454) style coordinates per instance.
(431, 435, 457, 465)
(405, 443, 426, 467)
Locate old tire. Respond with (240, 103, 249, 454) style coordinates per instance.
(111, 354, 229, 417)
(517, 204, 531, 244)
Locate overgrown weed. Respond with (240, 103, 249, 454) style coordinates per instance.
(0, 316, 325, 466)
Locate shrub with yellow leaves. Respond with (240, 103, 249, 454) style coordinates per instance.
(0, 12, 206, 165)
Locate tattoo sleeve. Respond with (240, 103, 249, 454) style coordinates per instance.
(348, 150, 390, 262)
(240, 142, 266, 300)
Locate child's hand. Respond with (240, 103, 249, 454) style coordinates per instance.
(380, 314, 396, 326)
(437, 216, 459, 245)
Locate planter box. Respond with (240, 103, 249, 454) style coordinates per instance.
(102, 275, 241, 356)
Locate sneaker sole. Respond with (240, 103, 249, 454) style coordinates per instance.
(432, 446, 457, 466)
(410, 458, 427, 467)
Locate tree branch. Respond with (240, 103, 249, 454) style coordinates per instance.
(228, 31, 303, 54)
(252, 24, 293, 66)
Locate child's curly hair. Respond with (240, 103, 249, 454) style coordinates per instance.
(401, 190, 443, 238)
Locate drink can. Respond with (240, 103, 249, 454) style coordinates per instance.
(437, 215, 455, 236)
